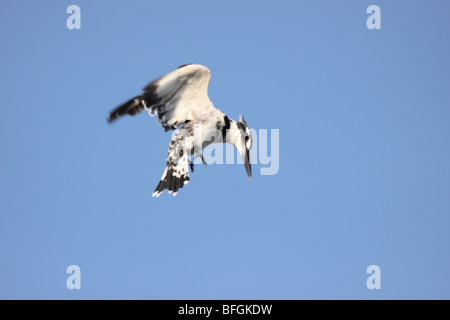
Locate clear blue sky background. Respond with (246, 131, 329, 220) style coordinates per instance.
(1, 0, 449, 299)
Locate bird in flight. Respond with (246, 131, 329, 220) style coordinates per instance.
(108, 64, 253, 197)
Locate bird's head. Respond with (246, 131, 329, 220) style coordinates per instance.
(228, 115, 252, 180)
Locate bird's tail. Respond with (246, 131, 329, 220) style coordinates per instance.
(152, 147, 191, 197)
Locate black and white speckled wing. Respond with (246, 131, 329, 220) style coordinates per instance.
(108, 64, 216, 131)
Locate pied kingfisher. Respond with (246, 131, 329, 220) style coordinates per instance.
(108, 64, 253, 197)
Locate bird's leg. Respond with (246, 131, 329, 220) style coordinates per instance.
(200, 154, 207, 167)
(194, 154, 208, 167)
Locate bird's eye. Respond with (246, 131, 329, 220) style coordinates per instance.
(244, 135, 249, 142)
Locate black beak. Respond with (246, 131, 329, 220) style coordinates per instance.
(244, 148, 252, 180)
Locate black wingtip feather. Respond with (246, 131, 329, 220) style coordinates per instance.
(107, 95, 144, 123)
(107, 115, 117, 124)
(177, 63, 193, 69)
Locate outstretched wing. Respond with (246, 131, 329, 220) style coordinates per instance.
(108, 64, 215, 131)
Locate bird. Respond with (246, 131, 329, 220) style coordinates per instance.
(107, 64, 253, 197)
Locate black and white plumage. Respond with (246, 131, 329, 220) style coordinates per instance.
(108, 64, 252, 197)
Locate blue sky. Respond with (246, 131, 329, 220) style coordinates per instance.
(1, 0, 449, 299)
